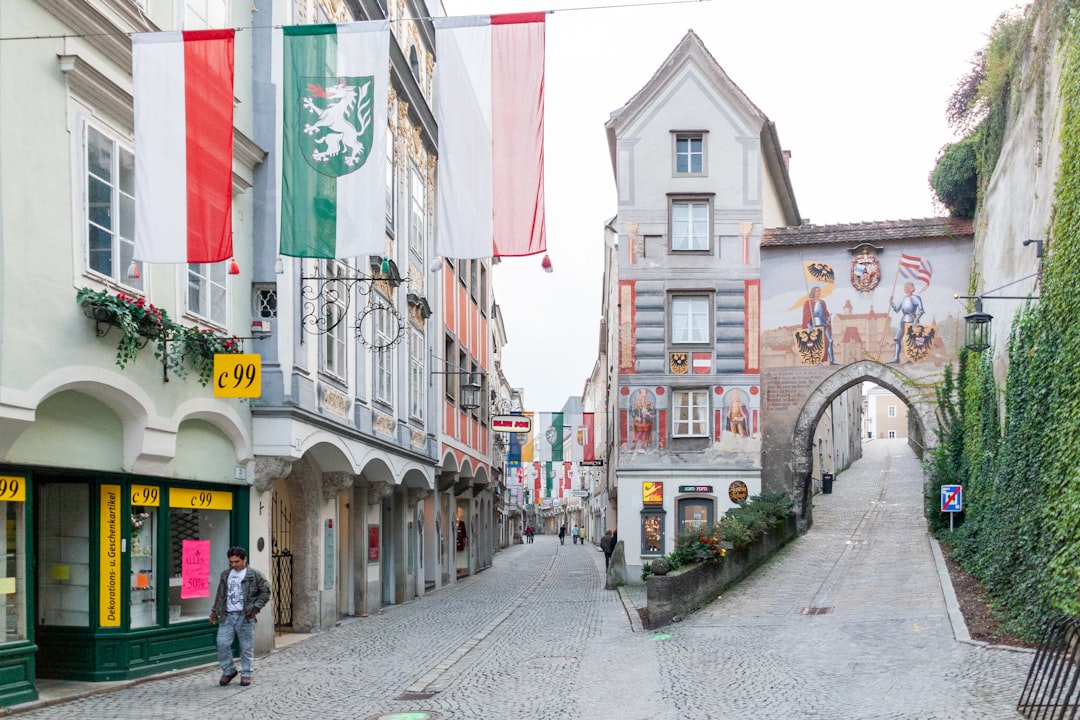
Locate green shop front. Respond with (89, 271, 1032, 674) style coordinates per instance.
(0, 467, 249, 702)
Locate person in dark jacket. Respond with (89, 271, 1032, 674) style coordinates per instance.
(600, 529, 614, 570)
(558, 525, 566, 545)
(209, 546, 271, 687)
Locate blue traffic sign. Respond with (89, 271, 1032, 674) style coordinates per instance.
(941, 485, 963, 513)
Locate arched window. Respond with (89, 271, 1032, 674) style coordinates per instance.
(409, 47, 420, 81)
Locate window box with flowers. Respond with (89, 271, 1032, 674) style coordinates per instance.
(179, 327, 243, 386)
(77, 287, 169, 368)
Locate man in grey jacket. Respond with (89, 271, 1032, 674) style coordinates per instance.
(209, 546, 271, 686)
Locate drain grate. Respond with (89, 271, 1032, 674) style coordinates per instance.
(394, 692, 437, 700)
(801, 606, 834, 615)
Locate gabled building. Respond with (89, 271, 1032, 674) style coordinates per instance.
(603, 31, 801, 579)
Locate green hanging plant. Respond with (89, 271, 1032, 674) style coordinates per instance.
(77, 287, 170, 368)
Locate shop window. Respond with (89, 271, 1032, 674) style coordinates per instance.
(168, 502, 231, 623)
(677, 498, 713, 536)
(129, 499, 159, 629)
(38, 483, 90, 627)
(1, 495, 27, 642)
(641, 511, 665, 556)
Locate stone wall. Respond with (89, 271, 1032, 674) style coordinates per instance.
(643, 514, 797, 629)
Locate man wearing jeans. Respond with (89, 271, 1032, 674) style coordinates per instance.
(209, 546, 271, 687)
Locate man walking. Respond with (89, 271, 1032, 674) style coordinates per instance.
(209, 546, 271, 687)
(600, 529, 614, 570)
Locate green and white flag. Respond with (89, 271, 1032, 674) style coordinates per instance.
(281, 22, 389, 258)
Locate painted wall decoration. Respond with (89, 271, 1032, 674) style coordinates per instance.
(762, 243, 967, 370)
(626, 387, 656, 451)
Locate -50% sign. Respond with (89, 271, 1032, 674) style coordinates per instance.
(213, 354, 261, 398)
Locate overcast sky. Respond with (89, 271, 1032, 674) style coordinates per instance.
(443, 0, 1024, 410)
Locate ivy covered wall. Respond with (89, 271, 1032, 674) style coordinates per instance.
(929, 0, 1080, 640)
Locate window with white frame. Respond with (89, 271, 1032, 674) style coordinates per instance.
(674, 133, 705, 175)
(480, 264, 488, 314)
(385, 128, 395, 231)
(408, 325, 425, 420)
(671, 199, 710, 251)
(408, 163, 425, 261)
(671, 295, 710, 344)
(373, 294, 394, 404)
(187, 262, 227, 326)
(321, 260, 347, 380)
(888, 405, 897, 418)
(888, 430, 897, 439)
(184, 0, 229, 28)
(672, 389, 709, 438)
(86, 123, 140, 290)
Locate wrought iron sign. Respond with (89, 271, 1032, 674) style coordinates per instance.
(300, 259, 409, 351)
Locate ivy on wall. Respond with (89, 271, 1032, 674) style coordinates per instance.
(926, 0, 1080, 641)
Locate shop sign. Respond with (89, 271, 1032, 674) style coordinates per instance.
(0, 475, 26, 502)
(214, 354, 261, 398)
(100, 484, 121, 627)
(492, 415, 532, 433)
(368, 526, 380, 561)
(131, 484, 160, 506)
(678, 485, 713, 493)
(728, 481, 749, 503)
(643, 481, 663, 505)
(169, 488, 233, 510)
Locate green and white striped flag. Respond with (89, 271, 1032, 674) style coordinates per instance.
(281, 22, 389, 258)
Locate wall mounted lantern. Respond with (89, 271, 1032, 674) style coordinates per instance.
(955, 240, 1043, 353)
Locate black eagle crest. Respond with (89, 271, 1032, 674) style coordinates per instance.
(806, 262, 835, 284)
(794, 327, 826, 366)
(902, 324, 936, 363)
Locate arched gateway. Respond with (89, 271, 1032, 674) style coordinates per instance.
(759, 218, 975, 530)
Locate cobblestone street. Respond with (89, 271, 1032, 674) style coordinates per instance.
(14, 440, 1031, 720)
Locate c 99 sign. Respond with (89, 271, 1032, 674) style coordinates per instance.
(213, 354, 261, 398)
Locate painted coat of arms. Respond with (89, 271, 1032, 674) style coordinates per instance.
(793, 326, 827, 365)
(301, 78, 374, 176)
(851, 252, 881, 291)
(902, 324, 936, 362)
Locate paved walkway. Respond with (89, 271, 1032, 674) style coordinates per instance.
(12, 440, 1032, 719)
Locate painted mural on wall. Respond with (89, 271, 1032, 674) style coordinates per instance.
(619, 385, 762, 467)
(762, 243, 965, 370)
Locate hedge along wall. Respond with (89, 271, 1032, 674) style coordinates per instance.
(939, 0, 1080, 641)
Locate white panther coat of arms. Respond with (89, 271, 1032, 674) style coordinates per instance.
(300, 78, 374, 176)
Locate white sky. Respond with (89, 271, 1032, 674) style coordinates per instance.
(444, 0, 1025, 410)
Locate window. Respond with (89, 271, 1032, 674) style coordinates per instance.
(187, 262, 227, 326)
(385, 128, 395, 230)
(674, 133, 705, 175)
(320, 260, 347, 380)
(458, 257, 467, 285)
(888, 430, 897, 439)
(888, 405, 897, 418)
(458, 349, 468, 406)
(480, 264, 488, 314)
(409, 326, 425, 420)
(86, 124, 140, 290)
(38, 483, 90, 627)
(671, 296, 710, 344)
(129, 501, 158, 629)
(444, 336, 456, 401)
(672, 389, 709, 437)
(641, 512, 664, 555)
(469, 260, 478, 301)
(671, 199, 710, 251)
(168, 503, 230, 623)
(408, 163, 425, 260)
(677, 498, 713, 536)
(0, 499, 26, 642)
(184, 0, 229, 28)
(373, 294, 394, 404)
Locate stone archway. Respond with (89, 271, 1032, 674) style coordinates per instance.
(763, 360, 939, 530)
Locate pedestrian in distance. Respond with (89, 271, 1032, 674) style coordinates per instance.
(209, 546, 271, 687)
(525, 525, 534, 543)
(559, 525, 566, 545)
(571, 524, 579, 544)
(600, 529, 614, 570)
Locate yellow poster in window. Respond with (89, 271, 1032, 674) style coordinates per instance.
(99, 484, 121, 627)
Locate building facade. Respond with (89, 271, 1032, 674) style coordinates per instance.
(603, 32, 801, 580)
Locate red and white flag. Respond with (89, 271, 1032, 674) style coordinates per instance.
(692, 352, 712, 374)
(133, 30, 235, 264)
(433, 14, 546, 260)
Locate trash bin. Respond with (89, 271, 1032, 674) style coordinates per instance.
(821, 472, 834, 495)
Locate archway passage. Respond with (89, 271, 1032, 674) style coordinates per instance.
(763, 360, 938, 529)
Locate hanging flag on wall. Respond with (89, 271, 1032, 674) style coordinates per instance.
(433, 13, 546, 260)
(280, 21, 390, 258)
(133, 29, 235, 264)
